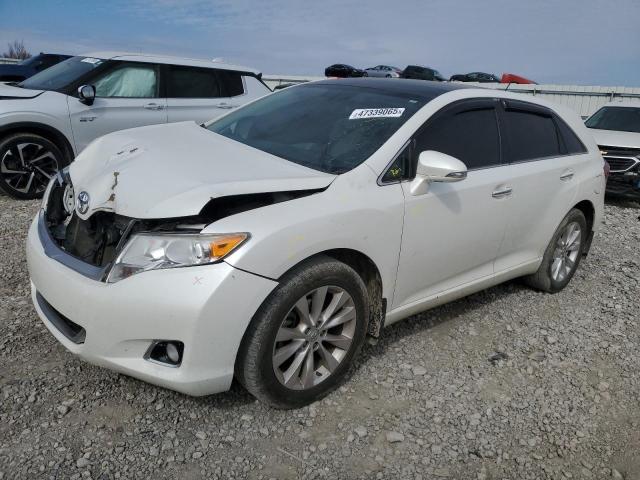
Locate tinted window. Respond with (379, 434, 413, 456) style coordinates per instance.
(503, 109, 561, 161)
(168, 66, 222, 98)
(218, 70, 244, 96)
(415, 106, 501, 170)
(555, 115, 587, 154)
(585, 106, 640, 133)
(207, 84, 426, 174)
(94, 63, 158, 98)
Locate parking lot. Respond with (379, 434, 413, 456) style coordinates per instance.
(0, 193, 637, 479)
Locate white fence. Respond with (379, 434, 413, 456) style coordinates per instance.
(263, 75, 640, 118)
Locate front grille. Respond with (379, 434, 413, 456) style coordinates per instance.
(599, 145, 640, 173)
(44, 177, 132, 268)
(604, 156, 639, 172)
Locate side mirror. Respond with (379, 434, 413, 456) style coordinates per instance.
(410, 150, 467, 195)
(78, 85, 96, 106)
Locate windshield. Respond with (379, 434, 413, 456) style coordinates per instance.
(207, 83, 426, 174)
(585, 106, 640, 134)
(19, 56, 105, 91)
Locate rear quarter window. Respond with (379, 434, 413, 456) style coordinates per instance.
(554, 115, 587, 154)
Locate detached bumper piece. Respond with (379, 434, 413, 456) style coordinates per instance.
(35, 291, 86, 344)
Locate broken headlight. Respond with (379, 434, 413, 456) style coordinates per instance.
(106, 232, 249, 283)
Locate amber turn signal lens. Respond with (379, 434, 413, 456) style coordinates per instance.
(210, 234, 248, 258)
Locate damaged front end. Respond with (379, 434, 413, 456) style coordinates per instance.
(41, 172, 324, 281)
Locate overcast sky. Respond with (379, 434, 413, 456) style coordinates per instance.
(1, 0, 638, 86)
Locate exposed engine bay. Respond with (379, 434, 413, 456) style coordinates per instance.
(44, 175, 322, 268)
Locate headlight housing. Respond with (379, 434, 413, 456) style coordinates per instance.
(106, 232, 249, 283)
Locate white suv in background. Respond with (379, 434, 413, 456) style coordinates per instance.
(0, 52, 270, 199)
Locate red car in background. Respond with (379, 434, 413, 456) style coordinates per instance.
(501, 73, 537, 84)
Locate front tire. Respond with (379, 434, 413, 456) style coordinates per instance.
(524, 209, 587, 293)
(0, 133, 68, 200)
(236, 256, 369, 409)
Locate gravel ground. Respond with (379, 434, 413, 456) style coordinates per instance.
(0, 195, 639, 480)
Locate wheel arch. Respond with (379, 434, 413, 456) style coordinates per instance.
(0, 122, 74, 161)
(278, 248, 387, 338)
(571, 199, 595, 255)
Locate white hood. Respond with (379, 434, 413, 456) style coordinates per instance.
(0, 83, 43, 98)
(588, 128, 640, 150)
(69, 122, 335, 219)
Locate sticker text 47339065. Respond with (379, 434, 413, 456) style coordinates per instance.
(349, 108, 405, 120)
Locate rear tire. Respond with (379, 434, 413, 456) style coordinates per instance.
(0, 133, 69, 200)
(524, 209, 587, 293)
(236, 256, 369, 409)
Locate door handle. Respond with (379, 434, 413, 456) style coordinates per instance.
(492, 186, 513, 198)
(560, 170, 574, 181)
(143, 103, 165, 110)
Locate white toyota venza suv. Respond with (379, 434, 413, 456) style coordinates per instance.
(27, 79, 605, 408)
(0, 52, 270, 199)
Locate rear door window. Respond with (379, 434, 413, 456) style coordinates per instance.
(414, 100, 502, 170)
(167, 66, 222, 98)
(167, 66, 245, 98)
(502, 103, 562, 162)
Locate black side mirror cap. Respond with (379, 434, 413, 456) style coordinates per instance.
(78, 84, 95, 106)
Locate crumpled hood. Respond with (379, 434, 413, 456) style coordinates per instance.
(69, 122, 336, 219)
(0, 82, 43, 98)
(589, 128, 640, 150)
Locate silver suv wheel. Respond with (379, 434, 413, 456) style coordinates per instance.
(272, 286, 356, 390)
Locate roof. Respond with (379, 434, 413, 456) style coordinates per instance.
(311, 77, 473, 100)
(80, 51, 260, 75)
(601, 100, 640, 109)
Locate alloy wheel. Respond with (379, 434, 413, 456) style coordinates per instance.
(272, 286, 357, 390)
(550, 221, 582, 282)
(0, 142, 59, 195)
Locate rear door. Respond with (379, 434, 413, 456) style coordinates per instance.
(165, 65, 245, 124)
(393, 98, 510, 307)
(68, 61, 167, 152)
(493, 99, 588, 271)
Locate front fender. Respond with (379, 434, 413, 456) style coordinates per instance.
(208, 166, 405, 302)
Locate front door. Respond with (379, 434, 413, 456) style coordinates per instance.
(393, 99, 510, 308)
(68, 61, 167, 153)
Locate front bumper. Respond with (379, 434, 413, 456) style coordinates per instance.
(26, 213, 278, 396)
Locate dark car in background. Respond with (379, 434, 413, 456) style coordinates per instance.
(0, 53, 71, 82)
(450, 72, 500, 83)
(400, 65, 445, 81)
(324, 64, 367, 78)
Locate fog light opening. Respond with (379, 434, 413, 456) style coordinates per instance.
(146, 340, 184, 367)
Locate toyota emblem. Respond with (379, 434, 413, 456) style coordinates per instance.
(76, 191, 90, 215)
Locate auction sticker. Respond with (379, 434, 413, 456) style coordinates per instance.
(81, 57, 102, 64)
(349, 108, 405, 120)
